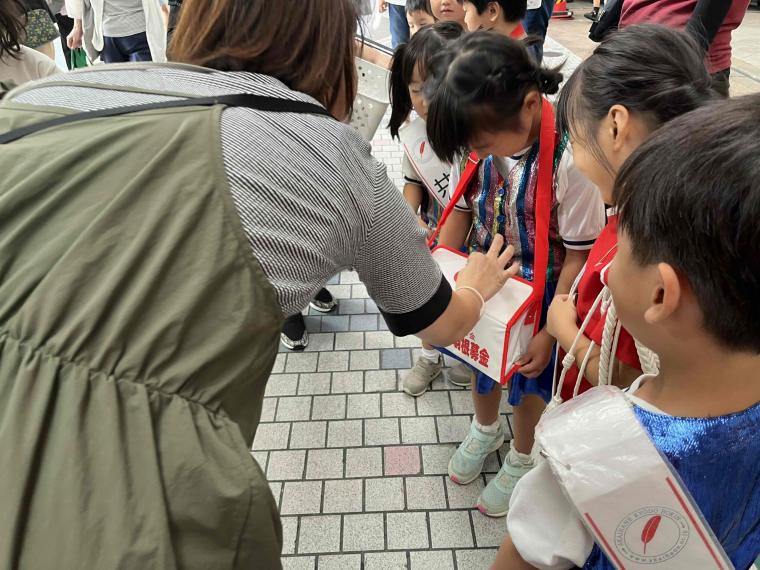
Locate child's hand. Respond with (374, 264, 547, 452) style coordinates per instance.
(546, 294, 578, 340)
(417, 217, 433, 240)
(517, 328, 555, 378)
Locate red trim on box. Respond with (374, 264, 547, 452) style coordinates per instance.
(584, 513, 628, 570)
(666, 477, 726, 569)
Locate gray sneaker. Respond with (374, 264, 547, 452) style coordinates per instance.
(402, 355, 443, 397)
(447, 361, 474, 387)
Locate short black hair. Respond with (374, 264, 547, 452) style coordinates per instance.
(556, 24, 714, 174)
(616, 93, 760, 353)
(406, 0, 434, 16)
(388, 21, 464, 139)
(0, 0, 26, 60)
(466, 0, 527, 23)
(424, 32, 562, 162)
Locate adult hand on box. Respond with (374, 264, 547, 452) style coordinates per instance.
(456, 234, 520, 302)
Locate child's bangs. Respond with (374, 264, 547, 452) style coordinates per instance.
(555, 68, 588, 147)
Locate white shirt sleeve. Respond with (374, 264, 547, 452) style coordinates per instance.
(65, 0, 83, 19)
(555, 144, 605, 250)
(507, 458, 596, 570)
(402, 153, 423, 185)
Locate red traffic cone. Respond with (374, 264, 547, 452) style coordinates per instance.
(551, 0, 574, 18)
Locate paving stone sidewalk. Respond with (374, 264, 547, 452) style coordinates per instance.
(252, 36, 583, 570)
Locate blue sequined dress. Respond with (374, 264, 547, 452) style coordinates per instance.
(584, 399, 760, 569)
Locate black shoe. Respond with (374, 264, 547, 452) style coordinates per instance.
(281, 313, 308, 351)
(310, 288, 337, 313)
(584, 7, 600, 20)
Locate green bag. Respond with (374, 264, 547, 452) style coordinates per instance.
(70, 48, 89, 70)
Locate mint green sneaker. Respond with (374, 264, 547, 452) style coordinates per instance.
(476, 449, 535, 517)
(448, 421, 505, 485)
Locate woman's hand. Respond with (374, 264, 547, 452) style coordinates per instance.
(378, 0, 388, 12)
(546, 293, 578, 342)
(516, 328, 555, 378)
(67, 19, 83, 49)
(455, 235, 520, 302)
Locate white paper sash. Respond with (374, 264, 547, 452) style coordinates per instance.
(399, 117, 457, 207)
(536, 385, 734, 569)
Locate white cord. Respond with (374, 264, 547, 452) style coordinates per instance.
(553, 287, 605, 403)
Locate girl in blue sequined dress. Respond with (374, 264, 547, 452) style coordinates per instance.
(499, 90, 760, 570)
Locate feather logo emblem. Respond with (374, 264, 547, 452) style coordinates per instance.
(641, 515, 661, 554)
(614, 507, 690, 563)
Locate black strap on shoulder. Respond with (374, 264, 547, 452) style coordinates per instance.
(0, 93, 332, 145)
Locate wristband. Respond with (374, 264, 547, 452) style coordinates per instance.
(456, 286, 485, 318)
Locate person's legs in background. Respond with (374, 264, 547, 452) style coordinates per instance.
(281, 288, 338, 351)
(55, 13, 74, 69)
(102, 32, 152, 64)
(585, 0, 601, 21)
(102, 36, 127, 63)
(523, 0, 555, 62)
(388, 3, 410, 48)
(123, 31, 152, 62)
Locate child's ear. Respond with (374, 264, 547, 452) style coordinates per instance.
(524, 90, 541, 113)
(488, 2, 500, 22)
(607, 104, 630, 152)
(644, 263, 681, 325)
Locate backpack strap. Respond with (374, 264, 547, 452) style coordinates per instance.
(0, 94, 332, 145)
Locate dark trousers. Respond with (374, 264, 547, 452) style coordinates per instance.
(102, 31, 152, 64)
(55, 13, 75, 69)
(524, 0, 555, 62)
(389, 3, 410, 48)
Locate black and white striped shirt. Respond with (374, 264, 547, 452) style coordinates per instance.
(8, 64, 450, 335)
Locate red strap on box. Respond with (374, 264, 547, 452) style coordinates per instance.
(532, 99, 557, 328)
(427, 99, 557, 332)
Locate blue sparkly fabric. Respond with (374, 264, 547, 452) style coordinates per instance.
(583, 400, 760, 570)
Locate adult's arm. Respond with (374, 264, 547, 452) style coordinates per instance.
(353, 160, 517, 347)
(685, 0, 733, 51)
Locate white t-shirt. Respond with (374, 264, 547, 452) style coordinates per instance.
(454, 143, 605, 253)
(0, 47, 60, 88)
(507, 377, 666, 570)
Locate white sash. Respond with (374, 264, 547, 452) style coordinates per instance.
(537, 385, 734, 569)
(399, 117, 456, 207)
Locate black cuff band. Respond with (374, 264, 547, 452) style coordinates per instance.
(380, 273, 452, 337)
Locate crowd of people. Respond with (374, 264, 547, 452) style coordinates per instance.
(0, 0, 758, 569)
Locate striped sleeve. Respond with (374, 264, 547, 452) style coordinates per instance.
(352, 157, 452, 336)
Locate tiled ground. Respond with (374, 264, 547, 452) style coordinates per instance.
(256, 291, 516, 569)
(251, 33, 584, 570)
